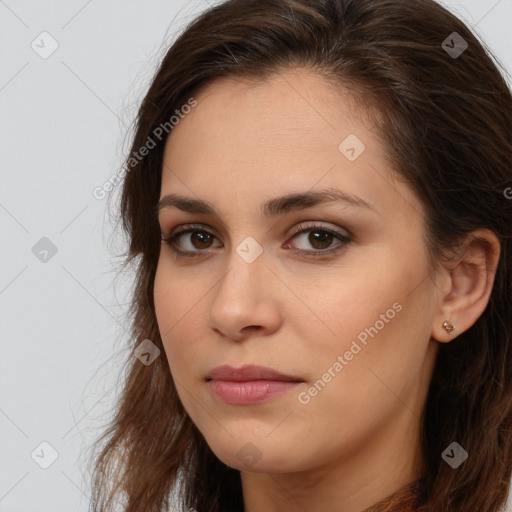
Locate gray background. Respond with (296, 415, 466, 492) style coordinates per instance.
(1, 1, 511, 510)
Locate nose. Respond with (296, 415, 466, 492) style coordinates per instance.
(208, 246, 282, 341)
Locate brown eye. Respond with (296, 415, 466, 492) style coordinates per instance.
(286, 222, 352, 258)
(161, 225, 221, 257)
(189, 231, 214, 249)
(307, 230, 334, 250)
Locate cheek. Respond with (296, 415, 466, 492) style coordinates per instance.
(294, 255, 432, 393)
(153, 260, 208, 379)
(153, 256, 199, 332)
(153, 261, 176, 334)
(154, 262, 186, 362)
(293, 303, 430, 443)
(293, 269, 401, 352)
(298, 242, 419, 334)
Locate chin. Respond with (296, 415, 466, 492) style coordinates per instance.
(204, 433, 304, 473)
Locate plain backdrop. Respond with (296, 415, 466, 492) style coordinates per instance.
(1, 1, 511, 511)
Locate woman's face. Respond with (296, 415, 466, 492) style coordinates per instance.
(154, 69, 440, 477)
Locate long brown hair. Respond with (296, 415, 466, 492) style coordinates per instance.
(88, 1, 512, 511)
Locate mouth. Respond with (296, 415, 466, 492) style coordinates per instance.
(206, 364, 304, 405)
(206, 364, 303, 382)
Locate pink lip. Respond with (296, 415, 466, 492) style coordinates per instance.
(206, 364, 302, 382)
(206, 365, 303, 405)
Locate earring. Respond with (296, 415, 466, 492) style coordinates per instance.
(443, 320, 455, 335)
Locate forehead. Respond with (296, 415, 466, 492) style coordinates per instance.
(169, 68, 372, 149)
(160, 68, 416, 221)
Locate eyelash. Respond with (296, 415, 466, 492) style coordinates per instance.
(161, 222, 352, 259)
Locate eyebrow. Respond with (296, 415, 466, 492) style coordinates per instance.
(155, 187, 376, 218)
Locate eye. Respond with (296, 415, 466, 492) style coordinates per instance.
(285, 222, 352, 258)
(161, 224, 221, 257)
(161, 222, 352, 259)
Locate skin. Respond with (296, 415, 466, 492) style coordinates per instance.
(153, 68, 500, 512)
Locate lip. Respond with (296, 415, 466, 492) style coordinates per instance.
(206, 364, 302, 382)
(206, 365, 304, 405)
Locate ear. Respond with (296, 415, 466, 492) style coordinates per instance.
(431, 228, 500, 343)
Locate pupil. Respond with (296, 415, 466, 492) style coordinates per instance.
(193, 232, 212, 248)
(310, 230, 332, 249)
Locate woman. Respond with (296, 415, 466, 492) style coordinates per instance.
(88, 0, 512, 511)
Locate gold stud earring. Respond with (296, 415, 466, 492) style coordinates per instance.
(443, 320, 455, 335)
